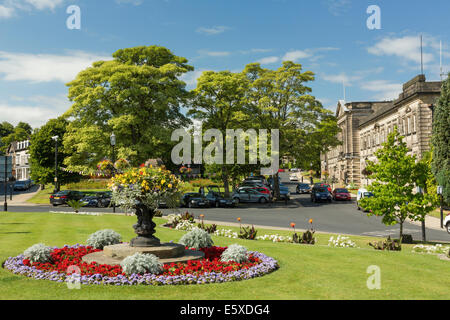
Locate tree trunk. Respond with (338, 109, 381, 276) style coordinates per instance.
(222, 165, 230, 197)
(399, 221, 403, 243)
(273, 172, 280, 199)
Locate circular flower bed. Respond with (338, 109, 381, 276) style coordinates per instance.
(3, 245, 279, 286)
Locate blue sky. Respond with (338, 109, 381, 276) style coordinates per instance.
(0, 0, 449, 127)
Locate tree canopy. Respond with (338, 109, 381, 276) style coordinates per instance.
(63, 45, 194, 173)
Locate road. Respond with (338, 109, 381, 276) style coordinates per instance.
(3, 172, 449, 242)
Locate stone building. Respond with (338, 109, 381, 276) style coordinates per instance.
(322, 75, 442, 187)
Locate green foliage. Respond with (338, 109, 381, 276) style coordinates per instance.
(179, 228, 214, 249)
(1, 121, 32, 153)
(64, 45, 193, 172)
(29, 117, 80, 185)
(292, 230, 316, 244)
(368, 236, 401, 251)
(220, 244, 249, 263)
(238, 225, 258, 240)
(67, 199, 86, 213)
(360, 128, 436, 240)
(64, 179, 109, 190)
(23, 243, 53, 263)
(86, 229, 122, 249)
(431, 74, 450, 203)
(120, 253, 163, 275)
(197, 222, 218, 234)
(189, 179, 217, 188)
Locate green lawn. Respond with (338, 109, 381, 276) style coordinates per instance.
(1, 212, 449, 300)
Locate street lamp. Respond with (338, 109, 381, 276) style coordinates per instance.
(110, 132, 116, 213)
(437, 186, 444, 228)
(52, 136, 59, 193)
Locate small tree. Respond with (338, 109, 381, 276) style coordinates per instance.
(360, 128, 432, 241)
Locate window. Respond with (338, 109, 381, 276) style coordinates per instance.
(412, 115, 416, 132)
(407, 117, 410, 134)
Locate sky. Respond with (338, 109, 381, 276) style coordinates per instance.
(0, 0, 449, 128)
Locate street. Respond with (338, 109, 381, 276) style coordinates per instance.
(4, 172, 449, 243)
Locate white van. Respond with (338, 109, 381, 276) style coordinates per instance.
(356, 188, 374, 211)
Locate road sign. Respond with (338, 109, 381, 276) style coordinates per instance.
(0, 156, 13, 181)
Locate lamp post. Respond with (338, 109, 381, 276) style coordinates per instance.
(52, 136, 59, 193)
(110, 132, 116, 213)
(437, 186, 444, 228)
(416, 186, 426, 242)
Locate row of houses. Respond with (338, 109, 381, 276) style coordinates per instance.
(321, 74, 442, 187)
(6, 140, 31, 181)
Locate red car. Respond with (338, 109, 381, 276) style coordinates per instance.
(332, 188, 351, 201)
(250, 186, 271, 195)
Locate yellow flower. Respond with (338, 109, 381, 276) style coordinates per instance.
(168, 184, 172, 188)
(161, 179, 166, 185)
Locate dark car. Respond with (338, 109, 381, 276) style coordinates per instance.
(13, 180, 30, 191)
(278, 184, 291, 200)
(332, 188, 351, 201)
(80, 193, 100, 207)
(232, 188, 272, 204)
(314, 183, 332, 193)
(311, 187, 332, 203)
(205, 191, 237, 208)
(180, 193, 210, 208)
(50, 190, 85, 206)
(97, 191, 112, 207)
(296, 183, 311, 194)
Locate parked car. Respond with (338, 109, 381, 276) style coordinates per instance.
(290, 168, 299, 172)
(50, 190, 85, 206)
(332, 188, 352, 201)
(278, 184, 291, 200)
(444, 214, 450, 234)
(180, 193, 210, 208)
(289, 174, 299, 181)
(97, 192, 112, 208)
(13, 180, 30, 191)
(80, 193, 100, 207)
(311, 187, 332, 203)
(205, 191, 237, 208)
(356, 188, 375, 211)
(232, 188, 272, 204)
(296, 183, 311, 194)
(240, 185, 271, 195)
(314, 183, 332, 193)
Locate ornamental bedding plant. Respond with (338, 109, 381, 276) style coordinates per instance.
(4, 245, 279, 286)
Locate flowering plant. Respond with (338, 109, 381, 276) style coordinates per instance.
(412, 244, 450, 255)
(97, 160, 115, 174)
(109, 165, 182, 211)
(328, 235, 358, 248)
(114, 158, 130, 171)
(5, 245, 279, 286)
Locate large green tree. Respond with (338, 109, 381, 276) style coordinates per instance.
(188, 70, 251, 196)
(242, 61, 339, 196)
(29, 118, 81, 187)
(63, 45, 193, 173)
(1, 122, 33, 153)
(361, 128, 435, 241)
(431, 73, 450, 203)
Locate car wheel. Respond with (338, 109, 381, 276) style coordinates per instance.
(52, 204, 57, 207)
(259, 197, 267, 204)
(446, 222, 450, 234)
(357, 202, 361, 210)
(215, 201, 220, 208)
(188, 203, 193, 208)
(234, 198, 240, 204)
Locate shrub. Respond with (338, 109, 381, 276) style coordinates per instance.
(175, 220, 196, 231)
(412, 243, 450, 255)
(369, 236, 401, 251)
(154, 210, 163, 217)
(23, 243, 53, 263)
(198, 222, 217, 234)
(189, 179, 216, 188)
(65, 179, 109, 190)
(181, 211, 195, 222)
(120, 253, 163, 275)
(220, 244, 249, 263)
(239, 225, 258, 240)
(292, 230, 316, 244)
(179, 228, 214, 249)
(67, 199, 86, 213)
(86, 229, 122, 249)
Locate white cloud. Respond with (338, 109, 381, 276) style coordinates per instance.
(282, 50, 312, 62)
(368, 35, 435, 65)
(360, 80, 402, 101)
(257, 56, 279, 65)
(196, 26, 230, 35)
(115, 0, 143, 5)
(180, 70, 207, 89)
(321, 73, 362, 86)
(198, 50, 231, 57)
(25, 0, 63, 11)
(326, 0, 351, 16)
(0, 50, 111, 83)
(0, 4, 14, 18)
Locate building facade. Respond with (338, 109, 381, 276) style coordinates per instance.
(322, 75, 442, 187)
(7, 140, 31, 181)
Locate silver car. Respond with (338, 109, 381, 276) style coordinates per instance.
(232, 188, 272, 204)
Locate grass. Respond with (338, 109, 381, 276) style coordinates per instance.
(1, 212, 449, 300)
